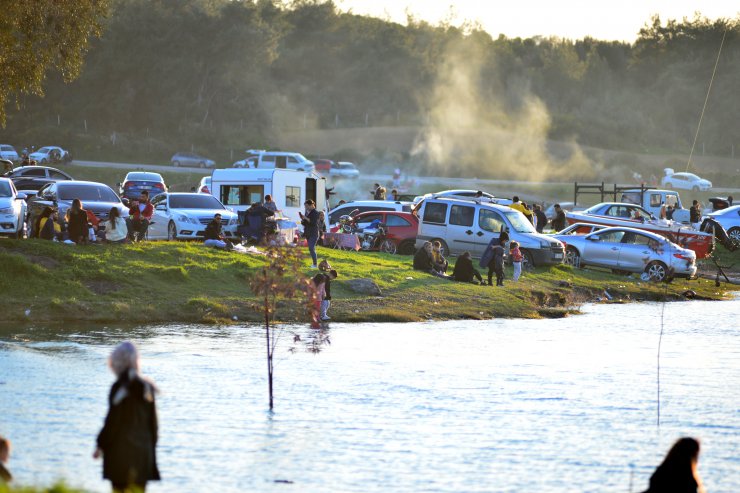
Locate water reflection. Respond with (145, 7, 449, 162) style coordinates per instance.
(0, 299, 739, 493)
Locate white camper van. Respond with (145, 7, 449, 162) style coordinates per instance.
(210, 168, 327, 226)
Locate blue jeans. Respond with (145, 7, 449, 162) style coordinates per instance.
(307, 235, 319, 265)
(205, 239, 227, 249)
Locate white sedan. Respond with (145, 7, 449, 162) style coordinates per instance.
(707, 205, 740, 242)
(148, 193, 238, 241)
(662, 171, 712, 191)
(0, 178, 27, 238)
(329, 161, 360, 179)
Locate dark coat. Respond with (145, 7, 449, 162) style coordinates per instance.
(204, 220, 223, 241)
(689, 205, 701, 223)
(551, 210, 567, 232)
(480, 237, 506, 268)
(535, 210, 547, 232)
(97, 371, 160, 485)
(413, 248, 436, 271)
(67, 208, 89, 243)
(642, 464, 698, 493)
(301, 208, 320, 239)
(452, 256, 478, 282)
(313, 273, 333, 300)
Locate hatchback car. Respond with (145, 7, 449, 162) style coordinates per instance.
(171, 152, 216, 168)
(555, 226, 696, 280)
(29, 146, 72, 165)
(148, 192, 238, 241)
(27, 181, 127, 237)
(662, 170, 712, 191)
(330, 161, 360, 179)
(0, 178, 27, 238)
(4, 166, 74, 196)
(707, 205, 740, 242)
(329, 211, 418, 254)
(119, 172, 167, 199)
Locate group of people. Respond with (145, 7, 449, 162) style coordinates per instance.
(413, 233, 525, 287)
(31, 191, 154, 245)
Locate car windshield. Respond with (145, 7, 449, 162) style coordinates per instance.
(504, 211, 536, 233)
(128, 173, 161, 181)
(37, 147, 52, 153)
(0, 181, 12, 197)
(59, 184, 118, 202)
(170, 195, 224, 209)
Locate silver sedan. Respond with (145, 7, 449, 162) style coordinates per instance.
(707, 205, 740, 242)
(554, 226, 697, 280)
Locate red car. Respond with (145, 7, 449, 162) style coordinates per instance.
(313, 159, 334, 173)
(330, 211, 418, 254)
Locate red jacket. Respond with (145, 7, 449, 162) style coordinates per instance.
(129, 201, 153, 220)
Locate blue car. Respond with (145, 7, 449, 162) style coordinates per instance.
(119, 172, 167, 200)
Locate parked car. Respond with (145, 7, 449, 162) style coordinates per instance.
(27, 181, 127, 237)
(148, 192, 238, 241)
(313, 159, 334, 173)
(171, 152, 215, 168)
(579, 202, 655, 220)
(233, 150, 315, 171)
(414, 197, 564, 266)
(707, 205, 740, 242)
(330, 211, 418, 254)
(4, 166, 74, 197)
(0, 145, 20, 164)
(555, 226, 697, 280)
(413, 189, 510, 205)
(0, 178, 27, 238)
(29, 146, 72, 165)
(548, 222, 606, 237)
(328, 200, 412, 225)
(118, 172, 167, 199)
(197, 176, 211, 194)
(330, 161, 360, 179)
(662, 168, 712, 191)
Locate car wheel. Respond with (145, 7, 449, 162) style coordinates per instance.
(565, 246, 581, 267)
(167, 221, 177, 241)
(728, 227, 740, 242)
(397, 240, 416, 255)
(199, 161, 206, 168)
(431, 238, 449, 257)
(173, 161, 180, 167)
(380, 239, 397, 255)
(645, 261, 668, 282)
(521, 248, 535, 270)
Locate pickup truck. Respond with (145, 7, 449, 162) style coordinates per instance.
(619, 188, 683, 218)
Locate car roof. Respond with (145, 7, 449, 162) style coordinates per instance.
(355, 210, 415, 217)
(12, 166, 64, 173)
(332, 200, 409, 208)
(58, 180, 111, 187)
(425, 196, 514, 212)
(587, 202, 647, 207)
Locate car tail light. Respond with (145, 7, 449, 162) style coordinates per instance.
(154, 183, 165, 190)
(123, 181, 133, 188)
(200, 186, 209, 194)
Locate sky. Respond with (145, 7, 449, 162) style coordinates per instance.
(335, 0, 740, 42)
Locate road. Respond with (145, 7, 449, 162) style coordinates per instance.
(71, 159, 740, 194)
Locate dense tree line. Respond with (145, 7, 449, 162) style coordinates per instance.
(2, 0, 739, 166)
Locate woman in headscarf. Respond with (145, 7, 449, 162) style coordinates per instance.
(95, 342, 160, 492)
(643, 437, 703, 493)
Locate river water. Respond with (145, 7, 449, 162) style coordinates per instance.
(1, 299, 738, 493)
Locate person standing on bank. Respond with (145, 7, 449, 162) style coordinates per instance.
(642, 437, 703, 493)
(690, 200, 702, 230)
(551, 203, 567, 232)
(95, 342, 160, 493)
(300, 200, 320, 268)
(534, 205, 547, 233)
(480, 231, 509, 286)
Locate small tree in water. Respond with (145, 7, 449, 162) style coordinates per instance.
(249, 246, 317, 409)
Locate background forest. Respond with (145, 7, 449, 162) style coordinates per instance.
(1, 0, 739, 182)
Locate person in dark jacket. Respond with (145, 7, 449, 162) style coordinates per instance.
(534, 204, 547, 233)
(642, 437, 702, 493)
(66, 198, 89, 244)
(689, 200, 702, 229)
(480, 231, 509, 286)
(413, 241, 436, 273)
(452, 251, 483, 284)
(313, 269, 338, 320)
(95, 342, 160, 492)
(551, 204, 567, 232)
(204, 213, 231, 249)
(299, 200, 320, 267)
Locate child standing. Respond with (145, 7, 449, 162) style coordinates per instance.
(313, 269, 338, 322)
(510, 241, 524, 281)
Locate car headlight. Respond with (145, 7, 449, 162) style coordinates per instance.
(0, 207, 14, 214)
(539, 239, 550, 248)
(176, 214, 197, 224)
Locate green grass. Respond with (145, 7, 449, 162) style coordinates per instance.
(0, 484, 84, 493)
(0, 239, 734, 326)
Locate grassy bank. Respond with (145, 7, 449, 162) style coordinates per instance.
(0, 239, 734, 326)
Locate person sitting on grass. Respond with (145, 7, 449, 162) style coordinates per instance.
(103, 207, 128, 244)
(413, 242, 448, 278)
(452, 251, 483, 284)
(204, 213, 232, 250)
(431, 240, 449, 274)
(36, 206, 62, 241)
(66, 198, 89, 244)
(126, 191, 153, 242)
(0, 436, 12, 483)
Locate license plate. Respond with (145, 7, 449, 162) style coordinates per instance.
(141, 185, 151, 190)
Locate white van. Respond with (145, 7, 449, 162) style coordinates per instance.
(233, 150, 315, 172)
(210, 168, 326, 226)
(414, 197, 565, 266)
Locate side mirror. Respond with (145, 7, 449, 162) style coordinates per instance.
(588, 235, 600, 241)
(155, 204, 167, 211)
(16, 192, 27, 200)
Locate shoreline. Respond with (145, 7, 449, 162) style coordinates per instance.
(1, 240, 735, 328)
